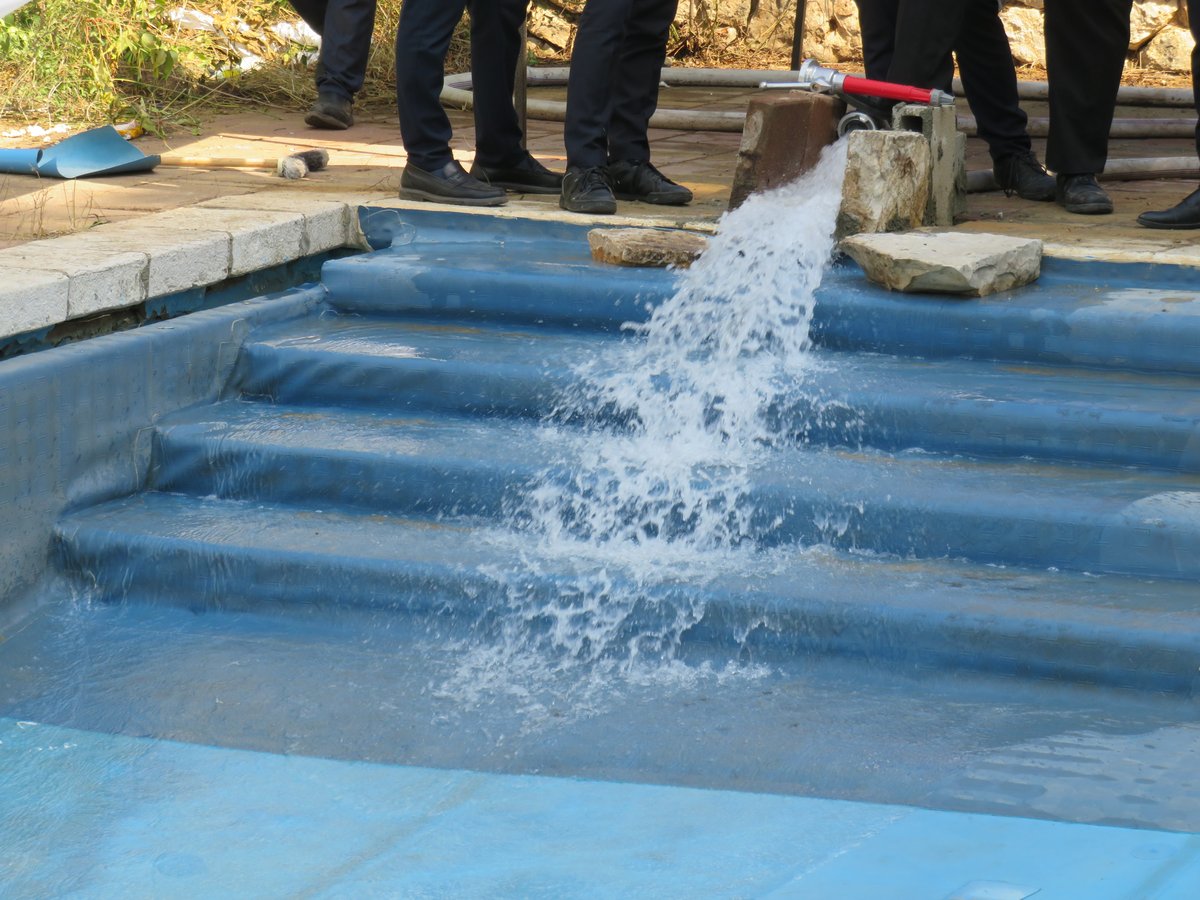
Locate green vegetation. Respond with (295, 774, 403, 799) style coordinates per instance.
(0, 1, 456, 132)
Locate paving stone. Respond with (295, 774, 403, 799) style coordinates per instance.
(0, 266, 69, 338)
(730, 92, 845, 210)
(588, 227, 709, 267)
(0, 241, 147, 319)
(840, 231, 1044, 297)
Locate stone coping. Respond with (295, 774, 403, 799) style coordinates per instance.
(2, 191, 1198, 343)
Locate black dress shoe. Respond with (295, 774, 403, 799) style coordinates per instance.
(993, 150, 1055, 201)
(560, 166, 616, 214)
(1056, 173, 1113, 215)
(304, 92, 353, 130)
(608, 160, 693, 205)
(470, 153, 563, 194)
(400, 160, 507, 207)
(1137, 187, 1200, 229)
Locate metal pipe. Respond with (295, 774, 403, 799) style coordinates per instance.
(968, 156, 1200, 193)
(953, 77, 1196, 108)
(790, 0, 807, 71)
(958, 115, 1199, 139)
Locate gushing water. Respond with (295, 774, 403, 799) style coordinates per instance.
(451, 141, 851, 708)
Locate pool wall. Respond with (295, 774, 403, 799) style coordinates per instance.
(0, 283, 325, 620)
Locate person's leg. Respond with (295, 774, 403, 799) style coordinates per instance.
(1044, 0, 1132, 176)
(956, 0, 1030, 163)
(1137, 0, 1200, 227)
(954, 0, 1053, 200)
(564, 0, 636, 170)
(466, 0, 525, 167)
(854, 0, 900, 81)
(395, 0, 505, 204)
(884, 0, 962, 91)
(314, 0, 378, 101)
(1192, 0, 1199, 160)
(395, 0, 469, 170)
(465, 0, 562, 192)
(288, 0, 327, 35)
(604, 0, 677, 165)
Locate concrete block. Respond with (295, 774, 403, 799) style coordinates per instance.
(0, 266, 69, 338)
(841, 231, 1043, 297)
(0, 241, 148, 320)
(837, 131, 931, 239)
(588, 228, 709, 267)
(892, 103, 965, 226)
(50, 222, 231, 299)
(730, 92, 845, 209)
(146, 207, 305, 277)
(197, 194, 355, 255)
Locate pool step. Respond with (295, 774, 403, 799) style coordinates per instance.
(151, 400, 1200, 581)
(238, 316, 1200, 472)
(53, 492, 1200, 694)
(320, 248, 1200, 376)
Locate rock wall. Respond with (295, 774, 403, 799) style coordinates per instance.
(526, 1, 1196, 75)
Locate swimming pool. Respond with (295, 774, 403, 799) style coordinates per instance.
(2, 200, 1199, 897)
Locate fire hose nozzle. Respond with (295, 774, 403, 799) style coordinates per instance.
(792, 58, 955, 108)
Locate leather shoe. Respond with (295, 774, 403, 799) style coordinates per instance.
(400, 160, 507, 207)
(560, 166, 616, 214)
(470, 153, 563, 194)
(608, 160, 692, 205)
(992, 151, 1055, 201)
(1056, 174, 1112, 215)
(1137, 187, 1200, 229)
(304, 92, 353, 130)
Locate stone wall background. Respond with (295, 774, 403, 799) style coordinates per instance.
(526, 1, 1196, 75)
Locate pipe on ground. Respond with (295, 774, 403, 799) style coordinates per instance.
(968, 157, 1200, 193)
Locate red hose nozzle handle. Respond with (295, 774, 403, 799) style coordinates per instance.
(796, 59, 955, 107)
(841, 75, 953, 107)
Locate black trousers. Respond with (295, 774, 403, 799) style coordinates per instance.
(289, 0, 377, 100)
(564, 0, 678, 169)
(855, 0, 1031, 162)
(1190, 0, 1200, 158)
(1044, 0, 1133, 174)
(395, 0, 526, 171)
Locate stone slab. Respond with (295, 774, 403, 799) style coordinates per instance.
(730, 92, 845, 209)
(588, 227, 709, 267)
(841, 231, 1044, 297)
(0, 266, 69, 338)
(0, 241, 147, 320)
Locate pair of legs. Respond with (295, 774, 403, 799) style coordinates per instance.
(394, 0, 560, 205)
(856, 0, 1033, 164)
(560, 0, 692, 213)
(289, 0, 377, 129)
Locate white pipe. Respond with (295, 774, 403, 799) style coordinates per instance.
(968, 157, 1200, 192)
(0, 1, 32, 17)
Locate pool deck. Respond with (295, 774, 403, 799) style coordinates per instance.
(2, 98, 1199, 342)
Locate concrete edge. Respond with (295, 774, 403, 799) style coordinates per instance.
(0, 192, 390, 342)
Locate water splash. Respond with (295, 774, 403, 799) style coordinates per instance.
(534, 139, 849, 572)
(458, 140, 851, 704)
